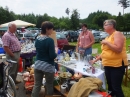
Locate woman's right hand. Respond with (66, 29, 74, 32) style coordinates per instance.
(55, 47, 58, 54)
(89, 60, 95, 65)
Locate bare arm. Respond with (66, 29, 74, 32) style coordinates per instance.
(93, 55, 101, 63)
(90, 54, 101, 65)
(3, 46, 14, 57)
(101, 31, 124, 53)
(76, 36, 80, 52)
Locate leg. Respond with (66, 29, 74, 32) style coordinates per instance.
(31, 69, 44, 97)
(6, 52, 20, 83)
(45, 72, 54, 95)
(110, 66, 125, 97)
(104, 67, 115, 96)
(14, 52, 20, 83)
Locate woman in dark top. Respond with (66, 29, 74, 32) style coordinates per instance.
(31, 21, 57, 97)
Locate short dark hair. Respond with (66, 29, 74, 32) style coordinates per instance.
(81, 23, 87, 28)
(41, 21, 54, 34)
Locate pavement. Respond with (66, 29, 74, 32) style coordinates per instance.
(16, 74, 31, 97)
(16, 73, 47, 97)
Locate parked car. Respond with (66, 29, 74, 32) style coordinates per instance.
(18, 32, 37, 40)
(56, 32, 69, 49)
(100, 32, 109, 40)
(77, 29, 82, 34)
(92, 30, 101, 42)
(63, 31, 79, 42)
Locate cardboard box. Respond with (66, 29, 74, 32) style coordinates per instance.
(49, 31, 57, 46)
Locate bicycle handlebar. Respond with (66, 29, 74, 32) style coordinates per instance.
(6, 60, 17, 64)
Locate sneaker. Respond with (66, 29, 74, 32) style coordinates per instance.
(15, 85, 19, 90)
(15, 80, 21, 84)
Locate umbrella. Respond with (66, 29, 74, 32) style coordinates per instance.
(0, 20, 36, 28)
(0, 27, 8, 31)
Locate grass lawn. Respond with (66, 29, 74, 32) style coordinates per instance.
(69, 38, 130, 97)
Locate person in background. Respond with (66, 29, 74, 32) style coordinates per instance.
(2, 23, 21, 89)
(0, 37, 3, 47)
(76, 23, 95, 56)
(20, 37, 26, 44)
(91, 19, 128, 97)
(31, 21, 58, 97)
(0, 31, 5, 47)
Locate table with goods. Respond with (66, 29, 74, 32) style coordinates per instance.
(53, 50, 110, 97)
(20, 40, 36, 68)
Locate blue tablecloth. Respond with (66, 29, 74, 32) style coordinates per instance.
(20, 51, 36, 59)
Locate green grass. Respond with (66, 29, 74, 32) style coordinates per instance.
(69, 38, 130, 54)
(69, 38, 130, 97)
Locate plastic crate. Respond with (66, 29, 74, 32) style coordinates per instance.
(0, 48, 5, 54)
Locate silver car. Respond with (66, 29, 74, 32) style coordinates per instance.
(92, 30, 101, 42)
(100, 32, 109, 40)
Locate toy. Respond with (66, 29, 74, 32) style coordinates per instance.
(23, 67, 35, 94)
(23, 67, 34, 82)
(23, 71, 34, 82)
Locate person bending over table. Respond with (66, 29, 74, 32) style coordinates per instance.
(91, 19, 128, 97)
(31, 21, 58, 97)
(76, 23, 95, 56)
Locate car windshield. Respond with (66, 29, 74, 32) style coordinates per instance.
(63, 31, 68, 34)
(100, 32, 108, 35)
(24, 33, 35, 37)
(92, 31, 100, 36)
(56, 33, 66, 39)
(19, 34, 24, 37)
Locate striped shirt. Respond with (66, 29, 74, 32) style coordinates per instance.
(34, 60, 55, 73)
(2, 31, 21, 52)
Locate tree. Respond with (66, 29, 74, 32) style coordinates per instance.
(65, 8, 70, 18)
(123, 13, 130, 31)
(50, 17, 59, 30)
(116, 12, 124, 30)
(70, 9, 80, 30)
(118, 0, 130, 15)
(92, 14, 111, 28)
(59, 17, 71, 30)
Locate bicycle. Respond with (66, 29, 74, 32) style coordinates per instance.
(0, 60, 17, 97)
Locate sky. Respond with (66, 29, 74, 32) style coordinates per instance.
(0, 0, 130, 19)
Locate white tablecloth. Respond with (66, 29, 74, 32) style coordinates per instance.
(58, 61, 106, 89)
(74, 62, 106, 89)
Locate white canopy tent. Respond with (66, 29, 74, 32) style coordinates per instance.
(0, 20, 36, 28)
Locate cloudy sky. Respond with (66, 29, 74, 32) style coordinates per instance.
(0, 0, 130, 19)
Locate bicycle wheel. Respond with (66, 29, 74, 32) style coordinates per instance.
(6, 76, 16, 97)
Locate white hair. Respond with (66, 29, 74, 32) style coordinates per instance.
(8, 22, 16, 28)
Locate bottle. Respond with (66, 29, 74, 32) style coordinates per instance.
(92, 66, 95, 74)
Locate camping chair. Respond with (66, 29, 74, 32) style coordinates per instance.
(124, 56, 130, 86)
(92, 48, 98, 55)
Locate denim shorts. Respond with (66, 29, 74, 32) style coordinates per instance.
(78, 47, 92, 56)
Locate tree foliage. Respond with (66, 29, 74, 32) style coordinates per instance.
(70, 9, 80, 30)
(65, 8, 70, 16)
(0, 6, 130, 31)
(118, 0, 130, 15)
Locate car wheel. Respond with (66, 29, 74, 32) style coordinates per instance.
(71, 38, 74, 42)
